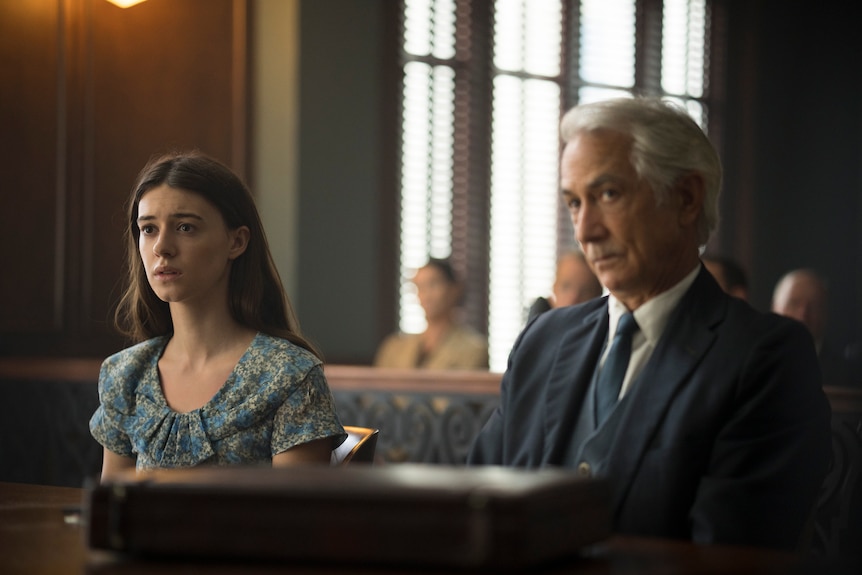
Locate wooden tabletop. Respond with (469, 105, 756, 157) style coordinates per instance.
(1, 480, 841, 574)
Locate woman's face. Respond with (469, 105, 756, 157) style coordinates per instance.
(413, 265, 459, 322)
(136, 184, 248, 308)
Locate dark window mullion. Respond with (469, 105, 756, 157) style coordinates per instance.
(453, 0, 492, 334)
(635, 0, 664, 95)
(563, 0, 581, 109)
(558, 0, 578, 255)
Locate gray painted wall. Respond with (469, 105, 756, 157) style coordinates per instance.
(296, 0, 388, 364)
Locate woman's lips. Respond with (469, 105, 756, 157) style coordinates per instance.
(154, 267, 181, 279)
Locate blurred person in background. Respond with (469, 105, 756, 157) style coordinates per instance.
(702, 254, 748, 300)
(375, 258, 488, 370)
(527, 250, 604, 321)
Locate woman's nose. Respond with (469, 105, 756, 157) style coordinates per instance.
(153, 233, 175, 257)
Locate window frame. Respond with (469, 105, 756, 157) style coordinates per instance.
(382, 0, 726, 367)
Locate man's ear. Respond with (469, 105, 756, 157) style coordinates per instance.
(228, 226, 250, 260)
(674, 172, 705, 226)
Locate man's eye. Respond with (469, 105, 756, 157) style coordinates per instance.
(601, 188, 619, 201)
(567, 198, 581, 211)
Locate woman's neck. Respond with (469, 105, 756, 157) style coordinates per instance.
(166, 304, 256, 366)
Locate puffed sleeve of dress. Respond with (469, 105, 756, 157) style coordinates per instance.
(89, 337, 168, 459)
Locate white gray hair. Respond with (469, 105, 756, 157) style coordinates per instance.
(560, 97, 722, 246)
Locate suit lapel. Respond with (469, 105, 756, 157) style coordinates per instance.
(542, 301, 608, 464)
(590, 268, 727, 510)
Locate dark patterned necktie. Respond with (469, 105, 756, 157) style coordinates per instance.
(595, 312, 639, 425)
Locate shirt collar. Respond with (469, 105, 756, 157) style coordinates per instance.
(607, 265, 700, 346)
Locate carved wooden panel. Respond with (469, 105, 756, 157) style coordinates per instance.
(811, 409, 862, 560)
(0, 378, 102, 487)
(333, 390, 499, 464)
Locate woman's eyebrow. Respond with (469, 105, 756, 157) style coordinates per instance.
(137, 212, 204, 223)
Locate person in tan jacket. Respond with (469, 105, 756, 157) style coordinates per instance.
(374, 258, 488, 370)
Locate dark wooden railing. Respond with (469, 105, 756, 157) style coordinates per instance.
(0, 358, 859, 560)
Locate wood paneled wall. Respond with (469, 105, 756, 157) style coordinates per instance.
(0, 0, 248, 357)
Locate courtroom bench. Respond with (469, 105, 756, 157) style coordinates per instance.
(0, 358, 859, 561)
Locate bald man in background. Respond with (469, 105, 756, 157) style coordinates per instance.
(771, 268, 855, 387)
(772, 269, 827, 347)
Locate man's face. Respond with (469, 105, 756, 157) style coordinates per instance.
(772, 274, 827, 343)
(552, 255, 601, 307)
(560, 130, 699, 309)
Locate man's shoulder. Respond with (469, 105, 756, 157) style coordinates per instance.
(530, 296, 607, 330)
(513, 297, 607, 357)
(716, 294, 807, 338)
(683, 269, 800, 335)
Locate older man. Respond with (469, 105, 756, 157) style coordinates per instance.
(771, 268, 853, 388)
(468, 98, 831, 550)
(771, 268, 828, 348)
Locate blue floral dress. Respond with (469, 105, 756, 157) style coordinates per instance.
(89, 332, 345, 470)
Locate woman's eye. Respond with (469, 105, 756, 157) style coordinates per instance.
(140, 225, 155, 234)
(178, 223, 194, 232)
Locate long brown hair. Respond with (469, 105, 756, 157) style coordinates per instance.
(113, 151, 321, 358)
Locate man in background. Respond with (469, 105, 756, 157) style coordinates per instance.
(527, 250, 603, 321)
(702, 254, 748, 300)
(771, 268, 827, 350)
(771, 268, 855, 387)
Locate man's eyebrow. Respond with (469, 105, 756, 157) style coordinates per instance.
(561, 174, 620, 196)
(586, 174, 621, 189)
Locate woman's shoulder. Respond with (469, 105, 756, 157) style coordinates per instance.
(241, 332, 322, 377)
(209, 333, 327, 422)
(97, 336, 168, 411)
(450, 323, 488, 347)
(100, 336, 168, 378)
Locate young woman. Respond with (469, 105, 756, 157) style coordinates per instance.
(90, 151, 345, 480)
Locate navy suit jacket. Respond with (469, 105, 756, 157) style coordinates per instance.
(469, 266, 832, 549)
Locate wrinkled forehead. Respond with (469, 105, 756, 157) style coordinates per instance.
(560, 131, 639, 188)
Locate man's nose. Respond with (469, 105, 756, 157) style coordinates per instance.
(575, 203, 602, 244)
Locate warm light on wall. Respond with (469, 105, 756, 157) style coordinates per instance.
(105, 0, 148, 7)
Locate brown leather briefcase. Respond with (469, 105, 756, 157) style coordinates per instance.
(85, 464, 610, 569)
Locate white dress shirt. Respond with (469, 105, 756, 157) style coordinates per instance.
(603, 265, 701, 399)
